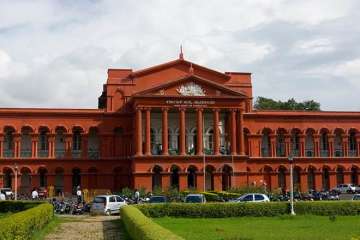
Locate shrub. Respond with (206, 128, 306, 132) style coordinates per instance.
(137, 202, 289, 218)
(295, 201, 360, 216)
(136, 201, 360, 218)
(121, 205, 184, 240)
(0, 202, 53, 240)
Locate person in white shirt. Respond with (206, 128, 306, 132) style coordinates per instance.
(31, 188, 39, 200)
(76, 186, 82, 203)
(0, 192, 5, 201)
(134, 189, 140, 204)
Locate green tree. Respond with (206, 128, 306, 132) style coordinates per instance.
(254, 97, 320, 111)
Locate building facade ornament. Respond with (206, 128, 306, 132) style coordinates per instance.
(177, 82, 206, 96)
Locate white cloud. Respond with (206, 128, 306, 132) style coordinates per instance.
(292, 38, 334, 55)
(0, 0, 359, 109)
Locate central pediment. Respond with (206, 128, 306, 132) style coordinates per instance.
(133, 75, 247, 98)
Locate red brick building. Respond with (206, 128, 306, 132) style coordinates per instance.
(1, 53, 359, 194)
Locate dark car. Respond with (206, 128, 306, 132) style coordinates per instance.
(184, 194, 206, 203)
(149, 195, 168, 203)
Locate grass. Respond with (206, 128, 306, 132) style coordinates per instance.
(154, 215, 360, 240)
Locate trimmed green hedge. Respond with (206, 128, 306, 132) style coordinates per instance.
(137, 202, 289, 218)
(137, 201, 360, 218)
(0, 201, 40, 213)
(121, 205, 184, 240)
(0, 202, 53, 240)
(295, 201, 360, 216)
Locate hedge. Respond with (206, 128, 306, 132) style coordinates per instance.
(0, 201, 40, 213)
(0, 202, 54, 240)
(137, 202, 289, 218)
(136, 201, 360, 218)
(120, 205, 184, 240)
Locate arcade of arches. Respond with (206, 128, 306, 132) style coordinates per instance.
(0, 56, 360, 194)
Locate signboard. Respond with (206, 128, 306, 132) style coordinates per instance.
(165, 100, 215, 107)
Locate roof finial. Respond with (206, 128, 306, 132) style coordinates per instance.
(179, 44, 184, 60)
(189, 63, 194, 74)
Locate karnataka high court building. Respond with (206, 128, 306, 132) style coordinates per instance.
(1, 52, 360, 195)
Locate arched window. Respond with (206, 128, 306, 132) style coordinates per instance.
(72, 168, 81, 194)
(349, 130, 357, 157)
(72, 128, 82, 158)
(187, 166, 197, 189)
(170, 165, 180, 190)
(261, 129, 271, 157)
(276, 129, 286, 157)
(334, 130, 343, 157)
(88, 128, 99, 159)
(38, 128, 49, 157)
(222, 165, 232, 191)
(152, 165, 162, 191)
(278, 167, 286, 192)
(351, 166, 359, 185)
(291, 130, 300, 157)
(336, 167, 344, 185)
(305, 130, 315, 157)
(322, 167, 330, 191)
(307, 167, 316, 191)
(4, 127, 14, 157)
(205, 128, 214, 155)
(21, 127, 32, 158)
(55, 127, 66, 159)
(38, 168, 47, 188)
(205, 165, 215, 191)
(320, 130, 329, 157)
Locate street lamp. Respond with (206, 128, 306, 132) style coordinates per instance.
(14, 164, 18, 201)
(288, 155, 296, 215)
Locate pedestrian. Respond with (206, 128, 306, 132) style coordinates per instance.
(134, 189, 140, 204)
(0, 191, 5, 201)
(76, 186, 82, 203)
(31, 188, 39, 200)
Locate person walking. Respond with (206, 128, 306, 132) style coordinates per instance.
(134, 189, 140, 204)
(31, 188, 39, 200)
(76, 186, 82, 203)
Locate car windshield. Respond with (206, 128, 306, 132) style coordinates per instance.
(94, 197, 106, 203)
(186, 196, 202, 203)
(150, 196, 166, 203)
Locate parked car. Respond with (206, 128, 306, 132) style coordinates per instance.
(90, 195, 127, 215)
(234, 193, 270, 203)
(149, 195, 168, 203)
(355, 185, 360, 193)
(352, 194, 360, 200)
(0, 188, 13, 199)
(184, 194, 206, 203)
(333, 184, 356, 193)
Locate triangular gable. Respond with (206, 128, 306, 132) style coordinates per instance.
(133, 75, 248, 98)
(130, 59, 230, 80)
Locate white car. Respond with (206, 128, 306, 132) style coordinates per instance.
(333, 184, 356, 193)
(90, 195, 127, 215)
(234, 193, 270, 203)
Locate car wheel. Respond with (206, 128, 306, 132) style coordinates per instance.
(106, 210, 111, 216)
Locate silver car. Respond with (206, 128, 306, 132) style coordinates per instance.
(333, 184, 356, 193)
(90, 195, 127, 215)
(234, 193, 270, 203)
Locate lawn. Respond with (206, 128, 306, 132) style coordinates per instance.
(154, 215, 360, 240)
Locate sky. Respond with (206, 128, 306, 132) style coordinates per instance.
(0, 0, 360, 110)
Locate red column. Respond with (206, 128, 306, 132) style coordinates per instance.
(0, 134, 3, 158)
(135, 108, 143, 156)
(328, 134, 334, 157)
(162, 108, 169, 156)
(314, 135, 320, 157)
(196, 108, 203, 155)
(48, 134, 55, 158)
(329, 171, 337, 190)
(14, 134, 21, 158)
(342, 135, 348, 157)
(315, 171, 322, 191)
(65, 134, 72, 158)
(179, 108, 186, 156)
(81, 133, 88, 159)
(270, 134, 276, 157)
(31, 134, 38, 158)
(145, 108, 151, 156)
(238, 109, 245, 155)
(213, 109, 220, 155)
(230, 109, 237, 155)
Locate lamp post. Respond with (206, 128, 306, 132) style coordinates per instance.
(288, 155, 296, 215)
(14, 164, 18, 201)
